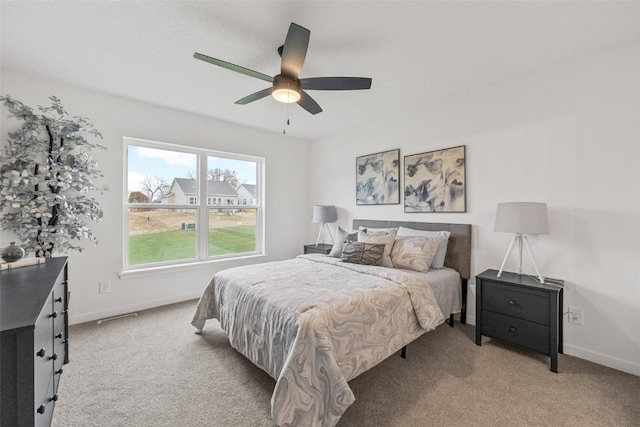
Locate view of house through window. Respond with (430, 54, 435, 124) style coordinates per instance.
(125, 138, 263, 268)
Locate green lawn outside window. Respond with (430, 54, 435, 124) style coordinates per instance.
(128, 226, 256, 265)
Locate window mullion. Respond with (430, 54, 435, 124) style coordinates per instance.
(197, 153, 208, 260)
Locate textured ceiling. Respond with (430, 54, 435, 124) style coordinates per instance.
(2, 1, 639, 140)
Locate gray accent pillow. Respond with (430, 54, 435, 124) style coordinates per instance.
(329, 226, 358, 258)
(357, 228, 397, 267)
(396, 226, 451, 269)
(341, 241, 385, 266)
(390, 236, 443, 272)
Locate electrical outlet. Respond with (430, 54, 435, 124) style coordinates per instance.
(568, 307, 583, 325)
(99, 280, 111, 294)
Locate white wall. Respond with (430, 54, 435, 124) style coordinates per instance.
(0, 70, 310, 324)
(308, 41, 640, 376)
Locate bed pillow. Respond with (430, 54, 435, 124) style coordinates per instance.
(396, 226, 451, 269)
(341, 241, 385, 266)
(390, 236, 443, 272)
(358, 226, 399, 235)
(329, 226, 358, 258)
(357, 229, 397, 267)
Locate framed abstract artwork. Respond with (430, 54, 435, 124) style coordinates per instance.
(404, 145, 466, 213)
(356, 149, 400, 205)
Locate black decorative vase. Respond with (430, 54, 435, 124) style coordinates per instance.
(1, 242, 26, 262)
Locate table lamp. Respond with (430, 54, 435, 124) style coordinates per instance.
(494, 201, 549, 283)
(312, 205, 337, 246)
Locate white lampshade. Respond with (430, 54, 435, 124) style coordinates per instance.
(312, 205, 337, 224)
(494, 202, 549, 235)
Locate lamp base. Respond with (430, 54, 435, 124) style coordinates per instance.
(315, 223, 335, 246)
(497, 233, 545, 284)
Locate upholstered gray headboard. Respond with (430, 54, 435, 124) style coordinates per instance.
(352, 219, 472, 280)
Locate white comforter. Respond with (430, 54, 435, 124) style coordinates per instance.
(192, 254, 444, 427)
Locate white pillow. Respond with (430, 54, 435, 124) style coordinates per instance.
(396, 226, 450, 269)
(357, 228, 397, 267)
(390, 236, 443, 272)
(329, 226, 358, 258)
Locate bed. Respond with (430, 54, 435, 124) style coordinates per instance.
(192, 219, 471, 427)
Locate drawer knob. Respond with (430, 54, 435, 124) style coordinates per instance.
(36, 348, 46, 357)
(56, 368, 64, 375)
(50, 394, 58, 402)
(508, 300, 517, 306)
(49, 311, 58, 319)
(49, 353, 58, 361)
(55, 297, 63, 303)
(509, 326, 517, 333)
(55, 332, 63, 339)
(37, 404, 46, 414)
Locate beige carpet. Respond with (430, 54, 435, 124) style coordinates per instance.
(52, 300, 640, 427)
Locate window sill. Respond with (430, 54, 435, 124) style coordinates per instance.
(118, 253, 267, 280)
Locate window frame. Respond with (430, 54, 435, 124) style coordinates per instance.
(123, 137, 265, 273)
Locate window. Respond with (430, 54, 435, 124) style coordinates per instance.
(124, 137, 263, 270)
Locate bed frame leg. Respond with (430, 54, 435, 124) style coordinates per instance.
(401, 346, 407, 359)
(448, 313, 454, 328)
(461, 278, 468, 324)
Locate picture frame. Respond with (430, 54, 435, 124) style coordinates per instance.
(404, 145, 466, 213)
(356, 149, 400, 205)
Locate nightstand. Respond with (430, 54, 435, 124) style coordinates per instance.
(304, 243, 333, 255)
(475, 269, 564, 372)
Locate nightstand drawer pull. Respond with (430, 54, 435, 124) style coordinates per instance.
(509, 300, 517, 306)
(36, 348, 46, 358)
(37, 404, 46, 414)
(509, 326, 517, 333)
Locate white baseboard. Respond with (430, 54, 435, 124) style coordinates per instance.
(68, 292, 201, 325)
(563, 343, 640, 377)
(463, 314, 476, 325)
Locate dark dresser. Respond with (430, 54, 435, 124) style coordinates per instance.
(475, 269, 563, 372)
(1, 257, 69, 426)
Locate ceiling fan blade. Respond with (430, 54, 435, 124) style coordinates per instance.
(280, 23, 310, 77)
(194, 52, 273, 83)
(297, 90, 322, 115)
(300, 77, 372, 91)
(235, 88, 273, 105)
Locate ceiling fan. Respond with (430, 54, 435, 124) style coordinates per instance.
(194, 22, 372, 115)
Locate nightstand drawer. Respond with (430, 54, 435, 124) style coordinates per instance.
(482, 282, 549, 325)
(482, 310, 550, 355)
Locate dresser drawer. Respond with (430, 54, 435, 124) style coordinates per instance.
(53, 339, 65, 392)
(34, 299, 54, 408)
(482, 310, 550, 355)
(482, 282, 549, 325)
(35, 379, 55, 427)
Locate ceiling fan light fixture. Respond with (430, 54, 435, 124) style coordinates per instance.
(272, 87, 300, 103)
(272, 74, 301, 103)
